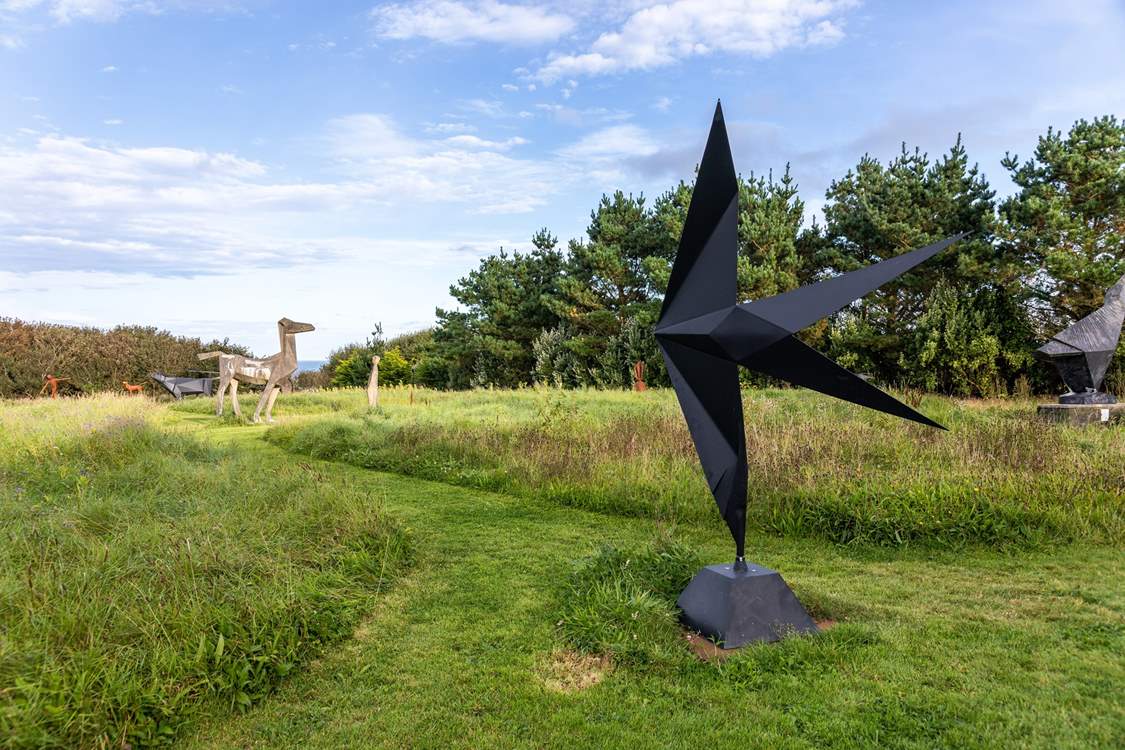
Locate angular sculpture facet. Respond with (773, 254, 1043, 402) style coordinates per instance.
(198, 317, 314, 423)
(658, 102, 959, 646)
(1034, 274, 1125, 405)
(150, 372, 216, 400)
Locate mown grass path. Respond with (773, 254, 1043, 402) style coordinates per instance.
(170, 411, 1124, 750)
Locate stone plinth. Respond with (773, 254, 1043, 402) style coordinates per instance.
(1037, 403, 1125, 426)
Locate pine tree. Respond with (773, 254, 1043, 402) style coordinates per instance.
(999, 115, 1125, 326)
(818, 137, 1020, 383)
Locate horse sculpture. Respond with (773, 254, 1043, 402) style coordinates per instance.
(198, 317, 314, 423)
(40, 375, 69, 399)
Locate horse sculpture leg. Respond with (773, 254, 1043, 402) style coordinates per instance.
(264, 385, 281, 422)
(252, 375, 279, 423)
(230, 380, 242, 418)
(216, 369, 228, 416)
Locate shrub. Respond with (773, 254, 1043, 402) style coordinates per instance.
(0, 317, 251, 397)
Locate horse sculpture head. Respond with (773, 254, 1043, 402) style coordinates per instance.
(278, 317, 315, 334)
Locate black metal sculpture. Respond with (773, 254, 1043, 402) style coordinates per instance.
(1034, 274, 1125, 405)
(657, 102, 961, 647)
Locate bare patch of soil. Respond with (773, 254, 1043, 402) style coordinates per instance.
(537, 650, 612, 693)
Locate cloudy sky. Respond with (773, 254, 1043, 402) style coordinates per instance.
(1, 0, 1123, 357)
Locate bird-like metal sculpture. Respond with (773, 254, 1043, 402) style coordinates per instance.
(1034, 274, 1125, 405)
(658, 102, 961, 647)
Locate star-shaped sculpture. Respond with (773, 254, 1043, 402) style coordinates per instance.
(656, 102, 962, 567)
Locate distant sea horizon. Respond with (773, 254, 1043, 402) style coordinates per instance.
(296, 360, 327, 374)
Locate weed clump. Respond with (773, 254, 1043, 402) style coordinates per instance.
(556, 538, 700, 666)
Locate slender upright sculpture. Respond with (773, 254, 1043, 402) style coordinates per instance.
(658, 103, 960, 647)
(198, 317, 314, 423)
(1034, 274, 1125, 405)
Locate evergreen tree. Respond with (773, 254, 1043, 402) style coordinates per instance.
(548, 192, 669, 378)
(432, 232, 565, 388)
(737, 166, 804, 301)
(818, 137, 1017, 382)
(999, 115, 1125, 325)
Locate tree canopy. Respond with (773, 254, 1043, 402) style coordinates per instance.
(321, 114, 1124, 398)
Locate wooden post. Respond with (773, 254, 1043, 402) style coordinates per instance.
(367, 355, 381, 407)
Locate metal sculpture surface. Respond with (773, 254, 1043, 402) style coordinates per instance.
(198, 317, 314, 423)
(657, 103, 959, 647)
(1034, 274, 1125, 405)
(150, 372, 216, 400)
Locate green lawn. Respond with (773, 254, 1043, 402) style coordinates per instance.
(3, 390, 1123, 748)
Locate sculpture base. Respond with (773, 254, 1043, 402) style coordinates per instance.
(676, 562, 818, 648)
(1058, 391, 1116, 405)
(1037, 403, 1124, 426)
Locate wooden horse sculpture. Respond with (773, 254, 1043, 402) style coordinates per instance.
(40, 374, 69, 399)
(198, 317, 314, 423)
(122, 381, 144, 395)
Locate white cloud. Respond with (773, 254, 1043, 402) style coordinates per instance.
(459, 97, 507, 118)
(443, 134, 528, 150)
(557, 124, 658, 160)
(425, 121, 478, 134)
(501, 82, 519, 92)
(535, 103, 631, 127)
(0, 115, 675, 282)
(102, 118, 123, 125)
(373, 0, 574, 45)
(653, 96, 671, 112)
(219, 83, 243, 94)
(100, 64, 117, 72)
(1, 33, 26, 48)
(534, 0, 857, 82)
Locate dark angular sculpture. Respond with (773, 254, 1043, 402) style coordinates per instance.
(150, 372, 216, 400)
(657, 102, 959, 647)
(1034, 274, 1125, 405)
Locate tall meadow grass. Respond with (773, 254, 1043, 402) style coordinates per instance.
(241, 387, 1125, 548)
(0, 395, 411, 749)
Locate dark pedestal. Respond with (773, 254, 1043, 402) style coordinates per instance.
(677, 562, 818, 647)
(1058, 391, 1116, 405)
(1037, 403, 1124, 426)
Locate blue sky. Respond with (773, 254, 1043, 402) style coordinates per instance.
(1, 0, 1123, 358)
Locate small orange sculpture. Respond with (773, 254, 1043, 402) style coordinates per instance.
(122, 381, 144, 395)
(40, 374, 69, 399)
(632, 361, 647, 392)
